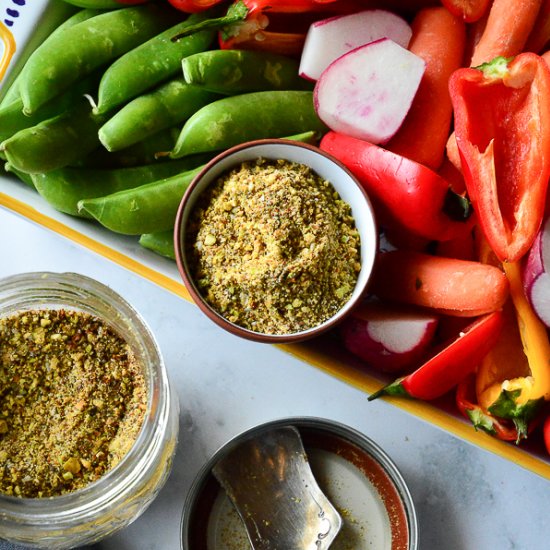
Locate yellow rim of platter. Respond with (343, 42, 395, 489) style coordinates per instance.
(2, 191, 550, 481)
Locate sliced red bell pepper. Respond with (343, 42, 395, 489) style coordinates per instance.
(218, 0, 365, 56)
(440, 0, 492, 22)
(456, 374, 522, 442)
(319, 131, 473, 242)
(368, 310, 504, 402)
(167, 0, 225, 12)
(449, 53, 550, 263)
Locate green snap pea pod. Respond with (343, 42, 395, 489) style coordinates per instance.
(0, 98, 108, 173)
(77, 126, 181, 169)
(61, 0, 124, 8)
(0, 77, 21, 110)
(0, 8, 101, 108)
(0, 72, 101, 143)
(284, 130, 323, 145)
(139, 231, 176, 260)
(95, 12, 216, 114)
(19, 5, 174, 114)
(99, 79, 220, 152)
(182, 50, 313, 95)
(31, 154, 211, 217)
(4, 163, 34, 188)
(169, 91, 327, 158)
(78, 166, 203, 234)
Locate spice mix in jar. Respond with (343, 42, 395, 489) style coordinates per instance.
(186, 157, 362, 335)
(0, 308, 147, 498)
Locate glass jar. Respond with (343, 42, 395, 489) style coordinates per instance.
(0, 272, 179, 549)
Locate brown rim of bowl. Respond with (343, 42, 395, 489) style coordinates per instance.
(173, 138, 377, 344)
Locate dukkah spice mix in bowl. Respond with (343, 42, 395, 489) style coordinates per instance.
(174, 139, 378, 343)
(0, 272, 179, 549)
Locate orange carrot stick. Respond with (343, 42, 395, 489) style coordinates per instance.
(385, 7, 466, 170)
(470, 0, 542, 66)
(462, 5, 489, 65)
(370, 249, 509, 317)
(525, 0, 550, 53)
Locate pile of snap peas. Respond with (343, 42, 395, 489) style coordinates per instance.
(0, 0, 326, 260)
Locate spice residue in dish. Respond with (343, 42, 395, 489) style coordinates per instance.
(187, 158, 361, 334)
(0, 309, 147, 498)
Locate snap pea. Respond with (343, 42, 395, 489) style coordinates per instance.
(78, 127, 182, 168)
(19, 5, 174, 114)
(31, 155, 212, 217)
(182, 50, 313, 94)
(95, 12, 216, 114)
(169, 91, 327, 158)
(139, 231, 176, 260)
(284, 130, 323, 145)
(4, 163, 34, 188)
(78, 166, 203, 234)
(61, 0, 123, 8)
(0, 8, 101, 108)
(0, 98, 108, 173)
(0, 72, 100, 143)
(99, 79, 220, 152)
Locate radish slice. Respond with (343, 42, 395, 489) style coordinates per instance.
(524, 217, 550, 327)
(340, 302, 439, 373)
(314, 38, 425, 145)
(299, 9, 412, 81)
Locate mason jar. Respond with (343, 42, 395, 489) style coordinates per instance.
(0, 272, 179, 549)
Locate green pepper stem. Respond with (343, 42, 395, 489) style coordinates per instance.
(171, 1, 249, 42)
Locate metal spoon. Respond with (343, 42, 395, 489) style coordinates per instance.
(212, 425, 342, 549)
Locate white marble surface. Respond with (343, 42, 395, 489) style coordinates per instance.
(1, 205, 550, 550)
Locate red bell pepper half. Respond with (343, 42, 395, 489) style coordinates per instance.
(218, 0, 365, 56)
(319, 131, 473, 242)
(368, 310, 504, 402)
(449, 53, 550, 263)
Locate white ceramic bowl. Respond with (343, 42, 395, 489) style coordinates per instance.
(174, 139, 378, 343)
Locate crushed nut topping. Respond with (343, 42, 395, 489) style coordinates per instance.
(187, 158, 361, 334)
(0, 309, 147, 498)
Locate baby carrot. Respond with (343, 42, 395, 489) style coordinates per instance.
(525, 0, 550, 53)
(470, 0, 542, 66)
(370, 250, 509, 317)
(386, 7, 466, 170)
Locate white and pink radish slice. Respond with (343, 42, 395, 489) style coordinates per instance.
(340, 302, 439, 373)
(299, 9, 412, 81)
(523, 217, 550, 328)
(313, 38, 425, 145)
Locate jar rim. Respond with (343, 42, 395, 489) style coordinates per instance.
(0, 271, 170, 520)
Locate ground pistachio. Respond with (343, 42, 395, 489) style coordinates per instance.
(187, 158, 361, 334)
(0, 309, 147, 498)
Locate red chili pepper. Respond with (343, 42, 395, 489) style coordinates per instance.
(167, 0, 225, 12)
(218, 0, 364, 56)
(449, 53, 550, 263)
(440, 0, 491, 22)
(456, 374, 521, 442)
(368, 310, 504, 402)
(319, 131, 473, 242)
